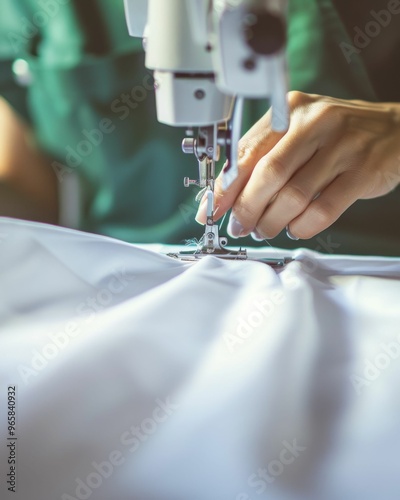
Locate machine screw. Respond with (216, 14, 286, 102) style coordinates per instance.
(243, 58, 256, 71)
(184, 177, 198, 187)
(194, 89, 206, 100)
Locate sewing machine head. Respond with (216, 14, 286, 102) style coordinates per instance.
(124, 0, 290, 263)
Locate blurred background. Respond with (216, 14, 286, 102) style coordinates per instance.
(0, 0, 399, 254)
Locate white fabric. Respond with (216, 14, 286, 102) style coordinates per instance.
(1, 217, 400, 500)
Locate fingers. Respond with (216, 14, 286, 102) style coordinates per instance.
(195, 109, 285, 225)
(288, 171, 369, 239)
(195, 91, 317, 226)
(225, 127, 320, 238)
(195, 92, 400, 242)
(253, 145, 342, 239)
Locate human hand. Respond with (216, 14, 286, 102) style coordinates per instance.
(195, 91, 400, 241)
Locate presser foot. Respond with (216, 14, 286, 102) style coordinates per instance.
(166, 249, 292, 268)
(167, 246, 248, 262)
(174, 157, 292, 267)
(167, 223, 248, 262)
(167, 226, 293, 268)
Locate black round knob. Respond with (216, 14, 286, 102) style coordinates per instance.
(243, 10, 286, 56)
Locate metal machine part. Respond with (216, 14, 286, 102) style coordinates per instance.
(124, 0, 293, 266)
(124, 0, 289, 180)
(180, 102, 247, 260)
(167, 249, 293, 268)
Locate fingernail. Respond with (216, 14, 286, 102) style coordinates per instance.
(251, 230, 265, 242)
(286, 227, 299, 241)
(195, 197, 207, 225)
(195, 199, 220, 225)
(227, 215, 244, 239)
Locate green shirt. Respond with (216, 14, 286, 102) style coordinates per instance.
(0, 0, 399, 255)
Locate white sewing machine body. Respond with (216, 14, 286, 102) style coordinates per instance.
(124, 0, 288, 126)
(124, 0, 290, 260)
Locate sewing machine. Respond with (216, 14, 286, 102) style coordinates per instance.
(124, 0, 291, 266)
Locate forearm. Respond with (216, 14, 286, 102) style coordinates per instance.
(0, 98, 58, 224)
